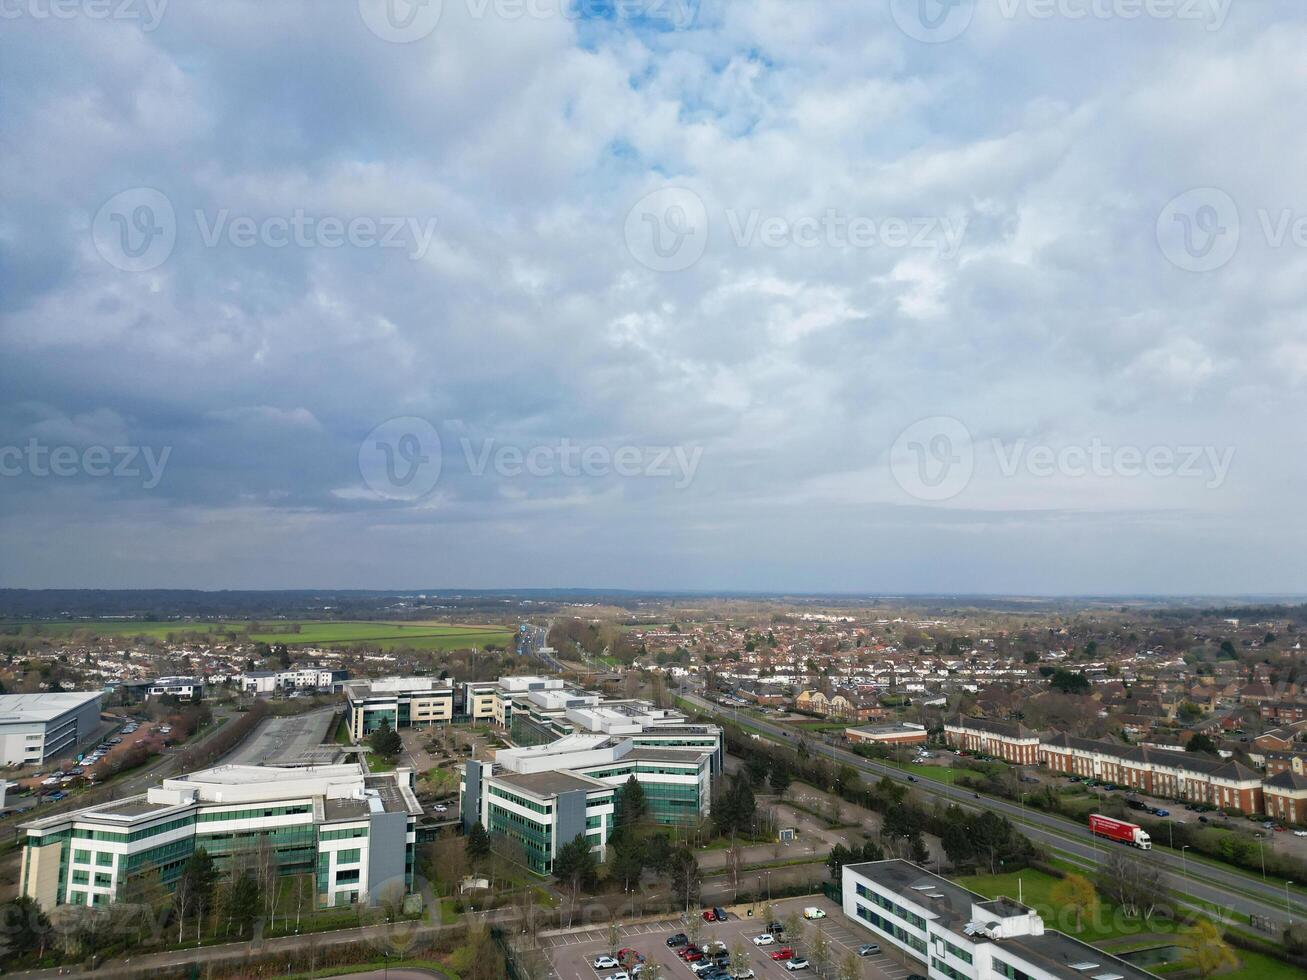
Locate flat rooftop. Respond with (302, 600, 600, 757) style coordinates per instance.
(0, 691, 101, 723)
(846, 861, 1159, 980)
(494, 770, 609, 797)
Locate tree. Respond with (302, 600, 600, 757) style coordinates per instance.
(669, 846, 701, 911)
(770, 764, 792, 798)
(1186, 732, 1219, 755)
(618, 774, 648, 828)
(1049, 669, 1091, 695)
(466, 820, 492, 864)
(1095, 851, 1165, 920)
(808, 925, 832, 978)
(611, 835, 645, 891)
(1049, 873, 1098, 931)
(554, 832, 599, 895)
(2, 896, 51, 959)
(1181, 919, 1238, 979)
(837, 951, 861, 980)
(369, 717, 402, 758)
(221, 870, 262, 937)
(173, 847, 217, 942)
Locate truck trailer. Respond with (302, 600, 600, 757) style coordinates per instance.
(1089, 813, 1152, 849)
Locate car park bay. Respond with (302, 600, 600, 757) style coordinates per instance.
(538, 896, 920, 980)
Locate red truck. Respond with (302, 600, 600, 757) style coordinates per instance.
(1089, 813, 1152, 849)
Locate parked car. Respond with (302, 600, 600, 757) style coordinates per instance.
(713, 907, 728, 922)
(767, 921, 785, 934)
(703, 909, 717, 922)
(678, 947, 701, 960)
(617, 949, 643, 964)
(1294, 830, 1307, 838)
(857, 945, 880, 957)
(1152, 808, 1170, 817)
(594, 957, 620, 970)
(604, 973, 630, 980)
(770, 949, 794, 961)
(683, 950, 705, 962)
(1199, 816, 1209, 823)
(731, 971, 755, 979)
(752, 934, 775, 947)
(433, 804, 448, 813)
(691, 961, 719, 976)
(667, 934, 689, 948)
(784, 960, 810, 971)
(1274, 825, 1286, 833)
(802, 907, 826, 920)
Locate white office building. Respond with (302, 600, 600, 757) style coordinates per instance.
(842, 860, 1162, 980)
(0, 691, 103, 766)
(20, 762, 420, 911)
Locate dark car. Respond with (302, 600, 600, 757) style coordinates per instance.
(767, 921, 785, 934)
(667, 934, 689, 948)
(713, 907, 727, 922)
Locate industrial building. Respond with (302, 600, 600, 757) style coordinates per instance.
(0, 691, 104, 766)
(19, 762, 420, 911)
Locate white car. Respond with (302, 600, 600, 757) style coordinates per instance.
(802, 908, 826, 920)
(434, 804, 448, 813)
(784, 961, 810, 972)
(593, 957, 619, 970)
(1296, 830, 1307, 838)
(605, 972, 630, 980)
(732, 972, 755, 980)
(691, 962, 718, 976)
(753, 934, 775, 946)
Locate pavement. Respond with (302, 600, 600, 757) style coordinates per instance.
(539, 895, 920, 980)
(679, 692, 1307, 929)
(221, 706, 340, 766)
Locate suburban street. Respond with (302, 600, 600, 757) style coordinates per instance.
(679, 692, 1307, 929)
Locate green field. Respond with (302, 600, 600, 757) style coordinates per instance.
(2, 619, 515, 651)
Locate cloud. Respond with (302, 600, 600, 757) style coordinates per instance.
(2, 1, 1306, 591)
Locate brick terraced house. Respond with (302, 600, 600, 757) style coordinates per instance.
(944, 716, 1041, 765)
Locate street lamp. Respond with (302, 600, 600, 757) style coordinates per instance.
(1181, 846, 1189, 884)
(1286, 881, 1294, 924)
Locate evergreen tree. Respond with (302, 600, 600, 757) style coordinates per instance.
(619, 774, 648, 827)
(466, 820, 492, 864)
(369, 717, 402, 758)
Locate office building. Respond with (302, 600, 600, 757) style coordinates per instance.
(344, 676, 454, 740)
(0, 692, 104, 766)
(19, 762, 420, 911)
(842, 859, 1161, 980)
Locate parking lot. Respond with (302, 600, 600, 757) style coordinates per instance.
(540, 895, 921, 980)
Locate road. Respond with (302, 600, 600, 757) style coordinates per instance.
(680, 693, 1307, 929)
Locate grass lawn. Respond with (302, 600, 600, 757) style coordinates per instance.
(4, 618, 515, 651)
(956, 868, 1177, 944)
(890, 761, 958, 785)
(1221, 949, 1305, 980)
(333, 715, 352, 745)
(366, 755, 397, 773)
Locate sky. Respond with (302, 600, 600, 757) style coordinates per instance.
(2, 0, 1306, 595)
